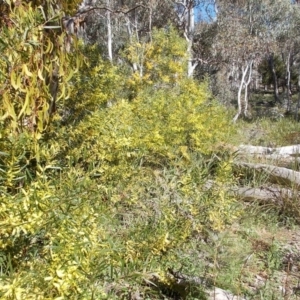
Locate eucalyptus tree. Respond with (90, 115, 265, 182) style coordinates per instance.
(170, 0, 221, 77)
(212, 0, 296, 120)
(213, 0, 263, 121)
(279, 2, 300, 113)
(67, 0, 216, 77)
(290, 2, 300, 118)
(69, 0, 176, 64)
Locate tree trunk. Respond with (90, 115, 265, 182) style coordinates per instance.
(268, 53, 280, 104)
(125, 16, 138, 72)
(296, 71, 300, 121)
(237, 144, 300, 156)
(233, 62, 250, 122)
(187, 1, 196, 77)
(285, 50, 291, 112)
(233, 185, 299, 204)
(243, 60, 253, 118)
(178, 0, 197, 78)
(106, 0, 113, 62)
(187, 38, 198, 77)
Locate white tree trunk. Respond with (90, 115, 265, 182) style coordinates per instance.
(233, 185, 299, 204)
(177, 0, 197, 77)
(233, 62, 250, 122)
(243, 60, 253, 117)
(187, 37, 198, 77)
(285, 50, 291, 112)
(238, 144, 300, 157)
(125, 16, 138, 72)
(188, 1, 196, 77)
(107, 0, 113, 62)
(296, 71, 300, 120)
(213, 0, 218, 17)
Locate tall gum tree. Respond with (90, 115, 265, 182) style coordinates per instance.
(173, 0, 220, 77)
(213, 0, 295, 121)
(67, 0, 210, 77)
(214, 0, 263, 121)
(276, 1, 300, 112)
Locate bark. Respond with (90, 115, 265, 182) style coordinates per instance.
(177, 0, 197, 77)
(187, 0, 196, 77)
(203, 179, 299, 205)
(125, 15, 138, 72)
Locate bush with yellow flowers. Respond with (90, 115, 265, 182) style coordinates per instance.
(0, 23, 239, 299)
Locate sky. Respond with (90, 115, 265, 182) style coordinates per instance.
(195, 2, 217, 22)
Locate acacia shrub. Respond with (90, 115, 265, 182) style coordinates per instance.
(0, 1, 80, 136)
(0, 26, 239, 299)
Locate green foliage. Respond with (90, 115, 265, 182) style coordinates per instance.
(62, 45, 122, 124)
(0, 0, 80, 136)
(2, 3, 300, 299)
(258, 55, 297, 88)
(64, 79, 231, 162)
(258, 55, 285, 87)
(0, 27, 240, 299)
(0, 127, 36, 192)
(124, 26, 188, 97)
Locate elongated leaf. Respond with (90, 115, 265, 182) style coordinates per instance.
(18, 92, 30, 119)
(10, 70, 19, 90)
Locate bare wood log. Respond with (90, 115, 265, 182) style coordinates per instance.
(203, 180, 299, 204)
(237, 144, 273, 155)
(234, 162, 300, 188)
(206, 287, 246, 300)
(232, 186, 299, 204)
(273, 145, 300, 156)
(238, 144, 300, 157)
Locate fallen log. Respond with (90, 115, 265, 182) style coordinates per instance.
(234, 162, 300, 188)
(232, 186, 300, 204)
(206, 287, 246, 300)
(234, 145, 300, 168)
(238, 144, 300, 157)
(153, 269, 246, 300)
(237, 145, 273, 155)
(203, 180, 299, 204)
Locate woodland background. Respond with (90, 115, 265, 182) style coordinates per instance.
(1, 0, 300, 299)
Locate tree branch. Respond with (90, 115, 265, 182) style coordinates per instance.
(77, 5, 144, 16)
